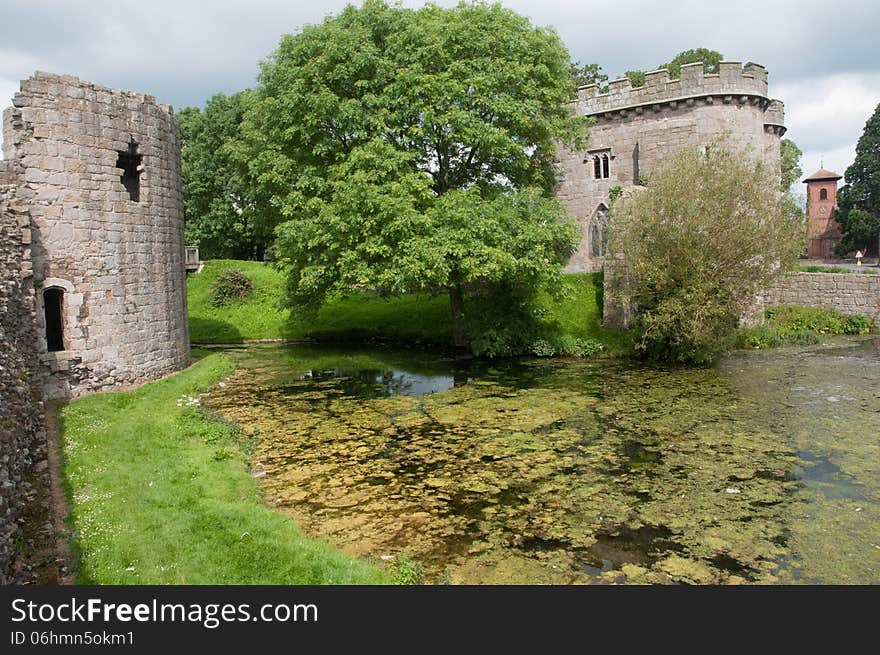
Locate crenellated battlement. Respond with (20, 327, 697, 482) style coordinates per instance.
(576, 61, 781, 118)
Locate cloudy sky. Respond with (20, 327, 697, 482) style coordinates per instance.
(2, 0, 878, 185)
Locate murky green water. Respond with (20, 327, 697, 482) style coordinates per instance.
(201, 337, 880, 584)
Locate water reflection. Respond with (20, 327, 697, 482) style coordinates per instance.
(202, 338, 880, 584)
(293, 368, 457, 398)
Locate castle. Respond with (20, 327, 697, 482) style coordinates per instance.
(556, 61, 787, 272)
(0, 72, 191, 400)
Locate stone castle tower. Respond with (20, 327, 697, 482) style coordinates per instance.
(803, 168, 843, 259)
(1, 72, 190, 399)
(556, 61, 786, 273)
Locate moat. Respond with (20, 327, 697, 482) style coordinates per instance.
(201, 338, 880, 584)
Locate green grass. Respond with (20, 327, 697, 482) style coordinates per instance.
(187, 260, 629, 353)
(797, 264, 879, 275)
(736, 305, 872, 350)
(58, 354, 388, 584)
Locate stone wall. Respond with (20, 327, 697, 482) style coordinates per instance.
(0, 182, 46, 583)
(603, 271, 880, 329)
(760, 272, 880, 322)
(557, 62, 785, 273)
(3, 72, 190, 398)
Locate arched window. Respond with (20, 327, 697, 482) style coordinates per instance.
(589, 150, 611, 179)
(590, 205, 609, 258)
(819, 188, 828, 201)
(43, 287, 65, 352)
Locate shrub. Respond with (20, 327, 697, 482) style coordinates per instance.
(736, 305, 872, 349)
(798, 265, 852, 274)
(797, 264, 878, 275)
(392, 553, 425, 585)
(210, 269, 254, 307)
(608, 139, 804, 365)
(843, 314, 872, 334)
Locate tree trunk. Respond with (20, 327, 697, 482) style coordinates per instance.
(448, 283, 467, 349)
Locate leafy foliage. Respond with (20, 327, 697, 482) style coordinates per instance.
(391, 553, 425, 585)
(780, 138, 805, 225)
(179, 92, 274, 260)
(780, 139, 803, 191)
(608, 139, 804, 365)
(798, 264, 878, 274)
(737, 305, 872, 349)
(210, 269, 254, 307)
(570, 61, 608, 89)
(624, 70, 646, 87)
(623, 47, 723, 87)
(239, 0, 585, 347)
(835, 104, 880, 256)
(662, 48, 723, 78)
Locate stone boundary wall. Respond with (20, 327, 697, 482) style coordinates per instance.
(760, 272, 880, 322)
(0, 182, 46, 583)
(576, 61, 784, 126)
(603, 271, 880, 329)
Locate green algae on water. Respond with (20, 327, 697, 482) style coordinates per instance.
(202, 338, 880, 584)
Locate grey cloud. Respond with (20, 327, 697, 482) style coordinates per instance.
(1, 0, 878, 169)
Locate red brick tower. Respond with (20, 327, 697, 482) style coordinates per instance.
(803, 168, 843, 259)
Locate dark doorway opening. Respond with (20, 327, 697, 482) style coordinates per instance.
(44, 287, 65, 352)
(116, 140, 142, 202)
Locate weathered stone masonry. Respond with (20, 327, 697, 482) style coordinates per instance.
(2, 72, 191, 399)
(557, 61, 786, 273)
(0, 72, 191, 579)
(0, 174, 46, 582)
(760, 273, 880, 323)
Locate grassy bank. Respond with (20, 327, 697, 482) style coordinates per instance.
(58, 353, 388, 584)
(187, 260, 629, 353)
(736, 305, 872, 349)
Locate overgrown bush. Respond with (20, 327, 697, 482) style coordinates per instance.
(608, 139, 804, 365)
(210, 269, 254, 307)
(736, 305, 872, 349)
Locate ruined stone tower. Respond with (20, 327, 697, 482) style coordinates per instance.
(1, 72, 190, 399)
(557, 61, 786, 273)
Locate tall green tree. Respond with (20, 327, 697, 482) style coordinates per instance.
(180, 91, 273, 260)
(835, 103, 880, 257)
(240, 0, 585, 348)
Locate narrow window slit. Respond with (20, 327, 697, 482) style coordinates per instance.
(116, 140, 142, 202)
(44, 287, 65, 352)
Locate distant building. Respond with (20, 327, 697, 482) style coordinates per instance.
(803, 168, 843, 259)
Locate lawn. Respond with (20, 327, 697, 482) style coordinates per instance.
(57, 352, 388, 584)
(187, 260, 629, 353)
